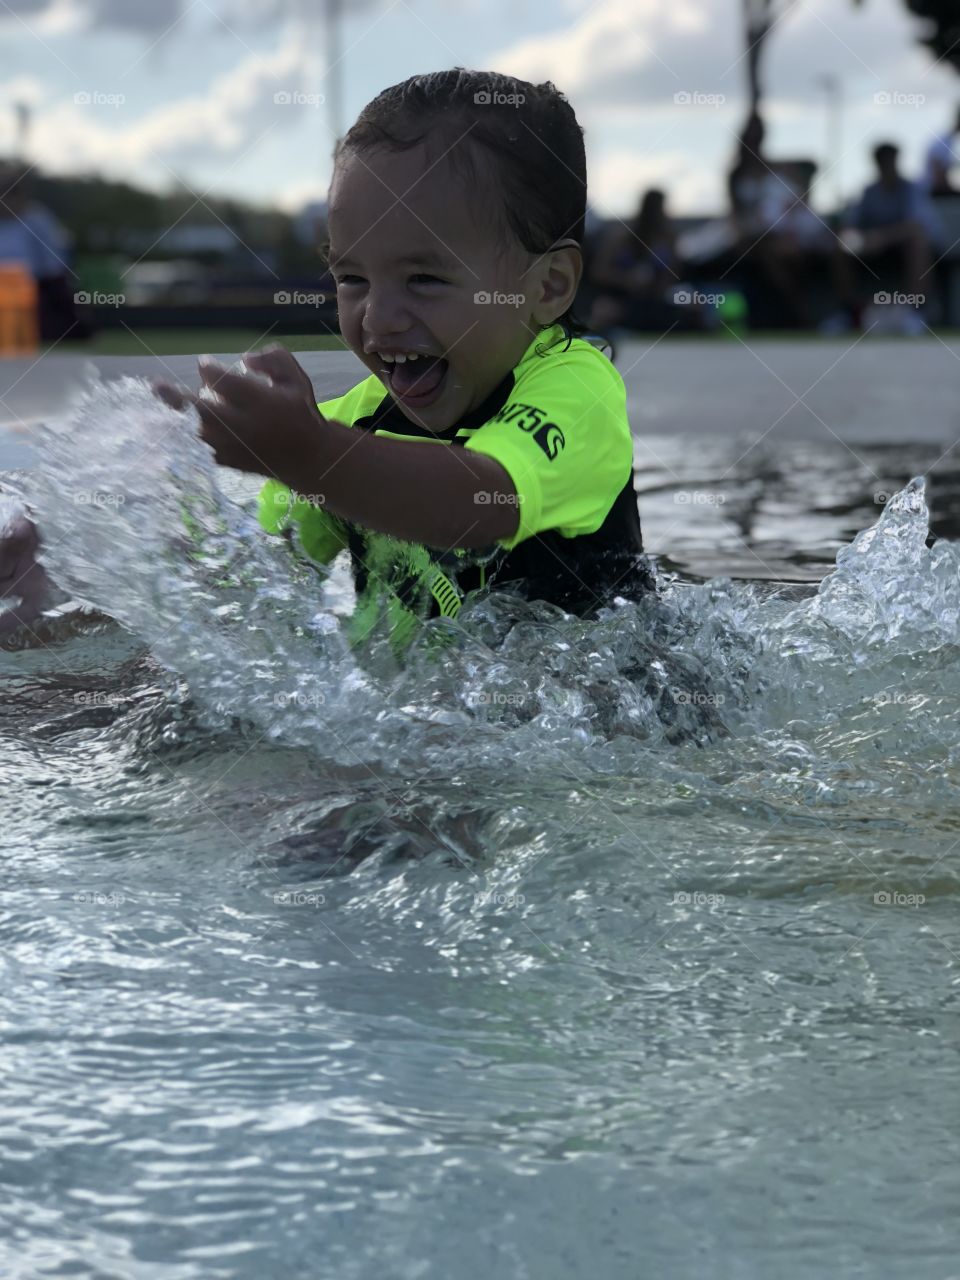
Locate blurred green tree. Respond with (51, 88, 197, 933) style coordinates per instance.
(900, 1, 960, 74)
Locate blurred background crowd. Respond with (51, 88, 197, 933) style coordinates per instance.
(0, 0, 959, 350)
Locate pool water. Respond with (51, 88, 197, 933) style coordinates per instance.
(0, 375, 958, 1280)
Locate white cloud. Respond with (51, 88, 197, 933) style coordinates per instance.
(491, 0, 954, 111)
(492, 0, 730, 109)
(274, 177, 328, 214)
(0, 0, 384, 35)
(10, 36, 322, 184)
(588, 146, 710, 217)
(0, 74, 48, 108)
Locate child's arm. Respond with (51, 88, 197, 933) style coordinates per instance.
(270, 423, 518, 551)
(156, 349, 520, 552)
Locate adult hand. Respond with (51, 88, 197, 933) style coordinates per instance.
(0, 507, 51, 637)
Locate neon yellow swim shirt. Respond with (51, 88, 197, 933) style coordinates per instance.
(257, 323, 652, 654)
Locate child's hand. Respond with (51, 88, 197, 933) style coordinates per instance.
(0, 506, 51, 637)
(154, 345, 324, 481)
(242, 345, 318, 404)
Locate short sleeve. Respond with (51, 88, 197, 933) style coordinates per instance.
(464, 343, 633, 551)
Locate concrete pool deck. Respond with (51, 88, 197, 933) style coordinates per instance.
(1, 335, 958, 470)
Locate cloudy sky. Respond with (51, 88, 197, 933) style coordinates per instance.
(0, 0, 958, 218)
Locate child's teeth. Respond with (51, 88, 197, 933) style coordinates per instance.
(394, 354, 407, 364)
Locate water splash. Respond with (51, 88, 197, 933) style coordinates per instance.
(779, 477, 960, 659)
(20, 377, 960, 775)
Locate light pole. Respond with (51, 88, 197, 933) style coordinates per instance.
(325, 0, 344, 148)
(13, 102, 30, 161)
(816, 73, 844, 216)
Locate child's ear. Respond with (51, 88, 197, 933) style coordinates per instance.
(529, 240, 582, 326)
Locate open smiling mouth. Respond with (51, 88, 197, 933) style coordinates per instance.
(380, 355, 449, 407)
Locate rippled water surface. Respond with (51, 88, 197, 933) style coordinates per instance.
(1, 375, 958, 1279)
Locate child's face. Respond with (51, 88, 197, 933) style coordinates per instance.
(328, 143, 542, 433)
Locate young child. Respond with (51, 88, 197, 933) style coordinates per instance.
(2, 69, 654, 653)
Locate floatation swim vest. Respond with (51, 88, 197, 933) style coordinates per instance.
(257, 324, 652, 657)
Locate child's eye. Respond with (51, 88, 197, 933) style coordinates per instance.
(336, 274, 365, 286)
(410, 274, 447, 286)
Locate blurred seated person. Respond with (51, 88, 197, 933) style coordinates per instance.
(727, 114, 828, 327)
(921, 105, 960, 197)
(0, 162, 87, 342)
(586, 189, 706, 332)
(729, 112, 790, 242)
(775, 162, 833, 251)
(831, 141, 941, 334)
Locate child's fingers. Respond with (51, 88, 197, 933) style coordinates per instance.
(243, 345, 295, 377)
(243, 346, 314, 394)
(197, 363, 256, 407)
(197, 356, 232, 392)
(194, 395, 238, 438)
(193, 399, 270, 473)
(153, 380, 191, 411)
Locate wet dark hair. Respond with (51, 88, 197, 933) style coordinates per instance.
(333, 68, 590, 347)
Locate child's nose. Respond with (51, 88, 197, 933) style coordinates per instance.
(361, 285, 413, 338)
